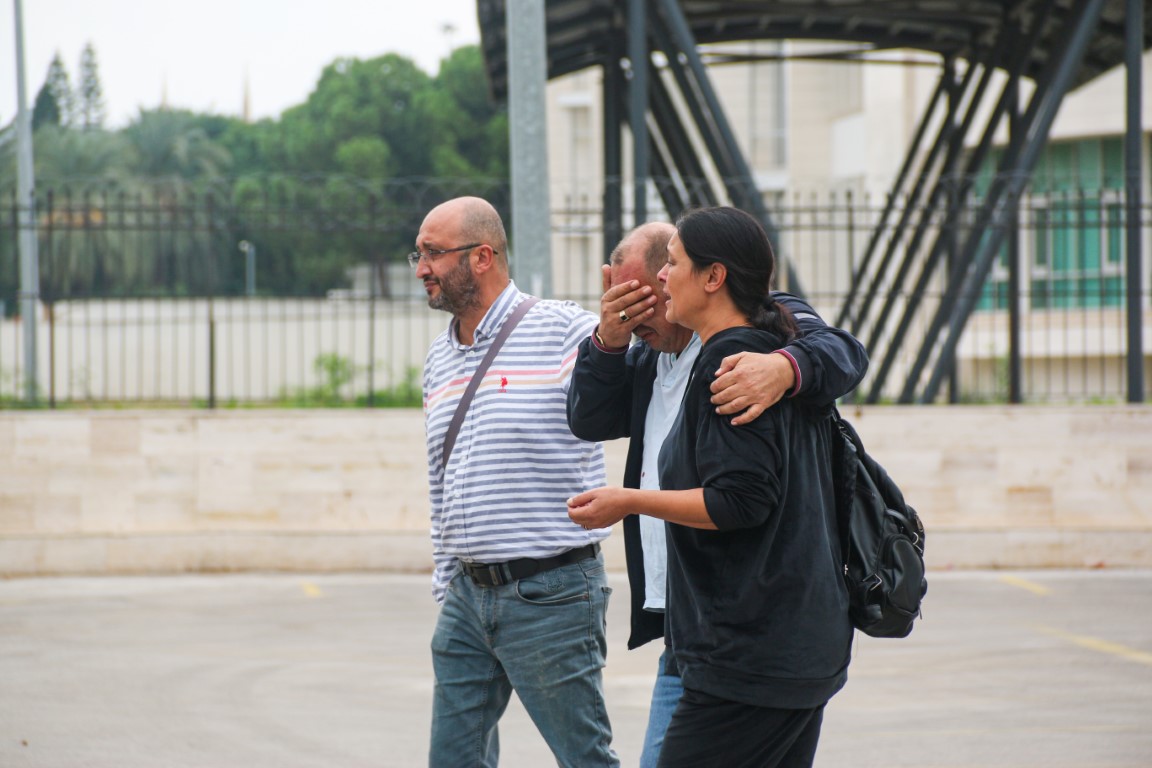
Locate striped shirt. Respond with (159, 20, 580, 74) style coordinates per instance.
(422, 281, 608, 603)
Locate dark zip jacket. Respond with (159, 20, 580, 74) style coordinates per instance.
(567, 292, 867, 650)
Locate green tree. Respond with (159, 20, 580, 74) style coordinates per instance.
(32, 124, 129, 181)
(237, 46, 509, 295)
(32, 52, 74, 130)
(431, 46, 509, 178)
(335, 135, 392, 177)
(77, 42, 106, 131)
(274, 53, 437, 175)
(123, 109, 232, 179)
(214, 117, 277, 176)
(3, 43, 511, 302)
(213, 45, 507, 182)
(27, 128, 138, 301)
(31, 84, 62, 131)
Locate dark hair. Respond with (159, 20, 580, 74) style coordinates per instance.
(674, 206, 797, 341)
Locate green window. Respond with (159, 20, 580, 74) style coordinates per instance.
(977, 137, 1129, 311)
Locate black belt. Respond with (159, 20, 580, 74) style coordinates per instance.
(461, 543, 600, 587)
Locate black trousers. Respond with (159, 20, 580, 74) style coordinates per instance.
(656, 687, 825, 768)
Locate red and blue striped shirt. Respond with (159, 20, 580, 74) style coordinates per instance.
(422, 282, 608, 603)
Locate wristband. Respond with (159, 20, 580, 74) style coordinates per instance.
(593, 326, 628, 353)
(774, 349, 802, 397)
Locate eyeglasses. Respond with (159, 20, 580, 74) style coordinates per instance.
(407, 243, 485, 268)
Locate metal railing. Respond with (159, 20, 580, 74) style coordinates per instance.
(0, 177, 1148, 406)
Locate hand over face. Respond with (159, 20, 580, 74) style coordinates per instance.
(597, 264, 657, 348)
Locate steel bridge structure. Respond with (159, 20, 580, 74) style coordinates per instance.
(477, 0, 1149, 403)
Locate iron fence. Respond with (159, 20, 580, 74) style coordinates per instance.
(0, 177, 1148, 406)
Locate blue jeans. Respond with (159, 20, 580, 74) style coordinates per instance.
(429, 555, 618, 768)
(640, 648, 683, 768)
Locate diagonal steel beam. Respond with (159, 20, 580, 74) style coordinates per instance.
(609, 53, 700, 223)
(863, 5, 1048, 403)
(915, 0, 1109, 403)
(647, 70, 719, 210)
(646, 16, 731, 194)
(847, 59, 972, 336)
(836, 64, 951, 332)
(652, 0, 803, 295)
(858, 41, 1007, 358)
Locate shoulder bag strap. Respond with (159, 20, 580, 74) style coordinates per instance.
(441, 297, 539, 470)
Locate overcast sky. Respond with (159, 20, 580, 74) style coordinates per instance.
(1, 0, 482, 128)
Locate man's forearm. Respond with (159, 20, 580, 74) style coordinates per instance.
(773, 292, 868, 404)
(567, 336, 636, 442)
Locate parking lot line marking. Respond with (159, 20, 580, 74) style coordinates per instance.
(998, 574, 1050, 595)
(1035, 624, 1152, 666)
(301, 581, 323, 598)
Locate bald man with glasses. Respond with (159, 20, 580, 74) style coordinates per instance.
(414, 196, 618, 767)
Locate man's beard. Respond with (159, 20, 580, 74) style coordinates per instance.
(427, 254, 481, 316)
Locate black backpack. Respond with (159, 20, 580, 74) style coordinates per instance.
(831, 409, 927, 638)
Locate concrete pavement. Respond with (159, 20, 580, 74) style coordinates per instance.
(2, 570, 1151, 767)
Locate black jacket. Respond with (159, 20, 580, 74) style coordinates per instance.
(567, 292, 868, 649)
(658, 326, 852, 708)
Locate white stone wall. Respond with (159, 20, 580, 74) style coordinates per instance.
(841, 405, 1152, 569)
(1, 406, 1150, 575)
(0, 411, 438, 575)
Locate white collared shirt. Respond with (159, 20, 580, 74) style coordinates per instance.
(638, 334, 702, 611)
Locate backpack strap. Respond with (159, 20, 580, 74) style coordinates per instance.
(441, 296, 539, 470)
(830, 407, 857, 568)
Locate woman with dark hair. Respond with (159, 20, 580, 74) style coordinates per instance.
(568, 206, 852, 767)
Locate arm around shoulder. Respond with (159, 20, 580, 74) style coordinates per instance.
(773, 292, 868, 405)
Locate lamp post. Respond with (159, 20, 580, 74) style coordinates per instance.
(506, 0, 552, 297)
(238, 240, 256, 297)
(13, 0, 40, 402)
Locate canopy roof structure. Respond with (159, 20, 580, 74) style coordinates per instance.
(476, 0, 1148, 403)
(479, 0, 1149, 99)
